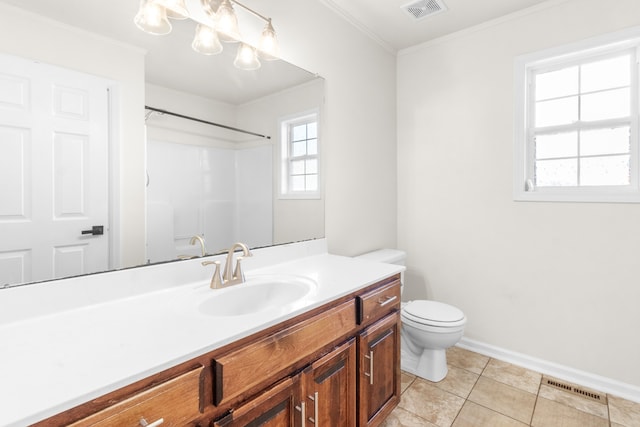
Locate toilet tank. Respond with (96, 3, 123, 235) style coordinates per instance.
(355, 249, 406, 266)
(355, 249, 406, 286)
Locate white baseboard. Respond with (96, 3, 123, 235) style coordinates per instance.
(457, 337, 640, 404)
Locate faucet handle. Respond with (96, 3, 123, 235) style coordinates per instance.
(202, 260, 223, 289)
(233, 256, 247, 284)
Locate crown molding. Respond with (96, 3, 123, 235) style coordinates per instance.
(318, 0, 397, 54)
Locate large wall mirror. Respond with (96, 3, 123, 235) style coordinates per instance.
(0, 0, 324, 288)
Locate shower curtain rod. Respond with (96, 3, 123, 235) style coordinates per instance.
(144, 105, 271, 140)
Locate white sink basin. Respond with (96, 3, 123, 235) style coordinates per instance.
(197, 275, 316, 317)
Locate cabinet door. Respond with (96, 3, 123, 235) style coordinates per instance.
(299, 339, 357, 427)
(213, 376, 299, 427)
(358, 312, 400, 427)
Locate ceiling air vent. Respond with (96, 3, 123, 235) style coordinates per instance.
(402, 0, 448, 20)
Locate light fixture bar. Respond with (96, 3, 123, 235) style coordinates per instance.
(229, 0, 270, 23)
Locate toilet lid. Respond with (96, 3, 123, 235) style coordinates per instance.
(402, 300, 466, 327)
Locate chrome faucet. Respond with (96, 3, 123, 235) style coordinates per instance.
(202, 242, 252, 289)
(189, 235, 206, 257)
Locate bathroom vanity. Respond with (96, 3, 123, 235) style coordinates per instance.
(0, 240, 403, 426)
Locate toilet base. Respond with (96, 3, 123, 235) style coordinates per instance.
(401, 336, 449, 382)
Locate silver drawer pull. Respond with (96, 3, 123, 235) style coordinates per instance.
(295, 402, 306, 427)
(363, 350, 374, 385)
(139, 418, 164, 427)
(307, 391, 319, 426)
(378, 295, 397, 306)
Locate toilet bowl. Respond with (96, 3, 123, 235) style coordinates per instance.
(355, 249, 466, 382)
(401, 300, 466, 381)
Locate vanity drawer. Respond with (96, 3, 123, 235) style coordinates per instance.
(357, 279, 401, 325)
(69, 366, 203, 427)
(213, 299, 356, 406)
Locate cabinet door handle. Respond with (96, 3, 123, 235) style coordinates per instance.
(295, 402, 306, 427)
(139, 418, 164, 427)
(307, 391, 319, 426)
(378, 295, 397, 307)
(364, 350, 374, 385)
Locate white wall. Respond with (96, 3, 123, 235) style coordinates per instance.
(398, 0, 640, 387)
(0, 4, 146, 269)
(259, 0, 398, 256)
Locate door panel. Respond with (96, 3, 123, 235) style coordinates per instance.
(301, 339, 356, 427)
(0, 53, 110, 286)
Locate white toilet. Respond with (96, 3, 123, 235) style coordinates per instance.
(355, 249, 466, 382)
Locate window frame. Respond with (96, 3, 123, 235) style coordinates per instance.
(278, 110, 320, 200)
(514, 27, 640, 203)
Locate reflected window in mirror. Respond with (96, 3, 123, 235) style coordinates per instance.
(280, 111, 320, 199)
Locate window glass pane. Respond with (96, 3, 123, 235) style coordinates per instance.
(292, 124, 307, 141)
(581, 127, 630, 156)
(307, 122, 317, 139)
(535, 96, 578, 127)
(305, 174, 318, 191)
(291, 175, 305, 191)
(291, 160, 305, 175)
(580, 155, 630, 186)
(535, 159, 577, 186)
(291, 141, 306, 157)
(535, 132, 577, 159)
(581, 55, 630, 93)
(535, 66, 578, 100)
(306, 159, 318, 174)
(307, 138, 318, 155)
(581, 88, 630, 121)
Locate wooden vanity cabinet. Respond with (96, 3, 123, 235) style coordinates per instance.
(35, 274, 401, 427)
(214, 339, 357, 427)
(357, 313, 401, 427)
(298, 339, 357, 426)
(212, 377, 300, 427)
(356, 278, 402, 427)
(67, 366, 204, 427)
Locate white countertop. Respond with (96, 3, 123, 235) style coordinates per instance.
(0, 244, 403, 427)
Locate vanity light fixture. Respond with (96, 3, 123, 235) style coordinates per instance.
(134, 0, 172, 35)
(234, 43, 261, 70)
(134, 0, 280, 70)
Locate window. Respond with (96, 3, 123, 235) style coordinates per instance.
(279, 111, 319, 199)
(514, 28, 640, 202)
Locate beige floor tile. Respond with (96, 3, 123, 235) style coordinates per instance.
(430, 365, 479, 399)
(532, 397, 609, 427)
(452, 401, 529, 427)
(608, 394, 640, 427)
(467, 376, 536, 424)
(380, 406, 438, 427)
(538, 384, 608, 419)
(447, 346, 490, 374)
(401, 371, 416, 394)
(399, 378, 466, 427)
(482, 358, 541, 394)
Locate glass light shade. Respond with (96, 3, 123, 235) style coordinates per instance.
(201, 0, 222, 18)
(156, 0, 189, 19)
(234, 43, 261, 71)
(258, 19, 279, 60)
(192, 24, 223, 55)
(216, 0, 241, 42)
(134, 0, 172, 35)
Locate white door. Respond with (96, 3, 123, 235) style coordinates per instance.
(0, 54, 110, 286)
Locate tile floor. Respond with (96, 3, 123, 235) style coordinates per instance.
(382, 347, 640, 427)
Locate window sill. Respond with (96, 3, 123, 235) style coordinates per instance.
(513, 189, 640, 203)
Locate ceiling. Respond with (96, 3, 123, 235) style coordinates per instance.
(0, 0, 551, 101)
(324, 0, 551, 51)
(0, 0, 317, 104)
